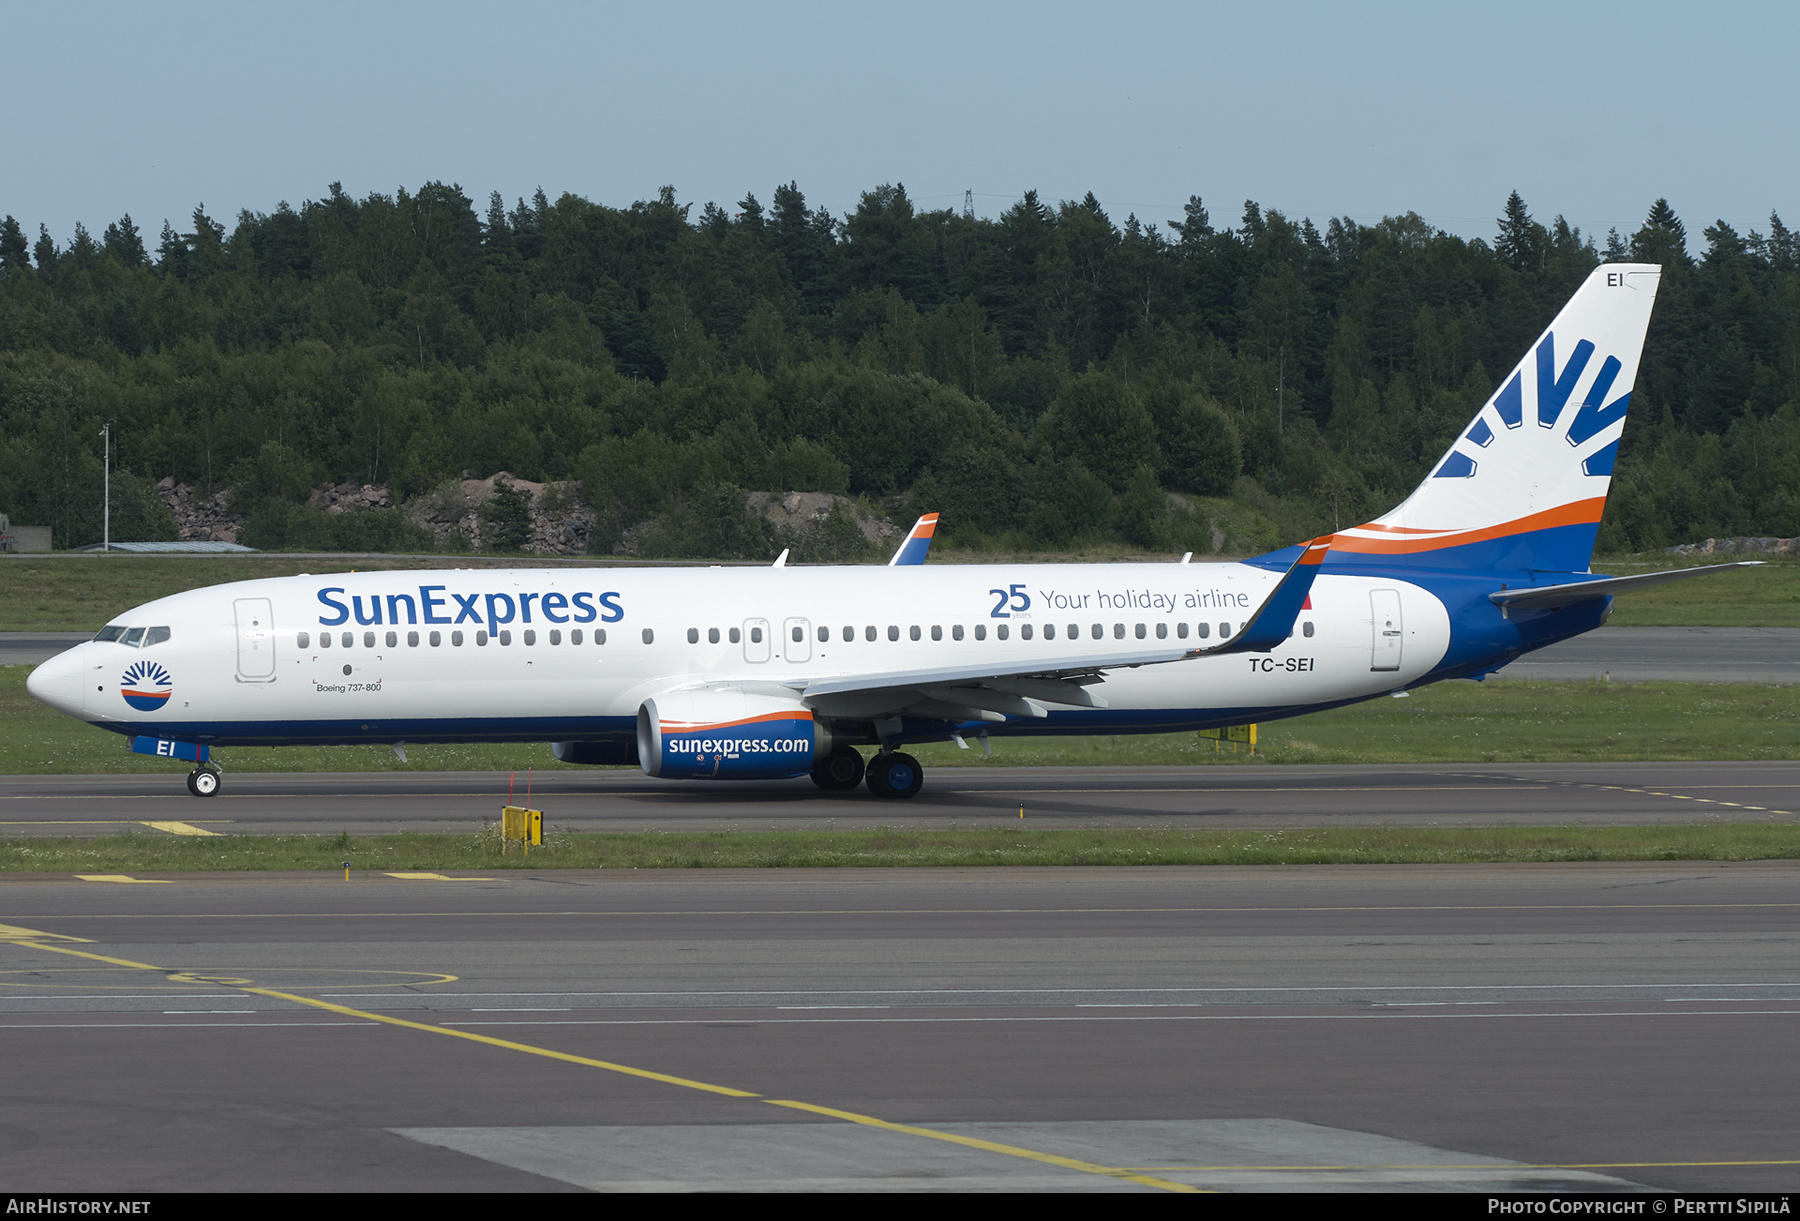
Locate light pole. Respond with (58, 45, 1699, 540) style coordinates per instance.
(99, 420, 112, 552)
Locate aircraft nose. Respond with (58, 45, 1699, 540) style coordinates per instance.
(26, 645, 86, 718)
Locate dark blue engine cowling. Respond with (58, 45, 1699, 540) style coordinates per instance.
(637, 690, 827, 780)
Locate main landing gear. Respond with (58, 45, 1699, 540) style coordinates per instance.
(186, 767, 222, 798)
(810, 745, 866, 791)
(864, 751, 923, 800)
(810, 746, 924, 799)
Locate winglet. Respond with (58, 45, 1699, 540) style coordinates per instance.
(888, 513, 939, 566)
(1204, 535, 1332, 655)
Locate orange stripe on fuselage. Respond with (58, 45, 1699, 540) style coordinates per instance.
(661, 710, 815, 734)
(1335, 498, 1606, 555)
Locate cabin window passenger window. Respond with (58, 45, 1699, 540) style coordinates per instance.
(430, 631, 441, 647)
(319, 632, 331, 649)
(1043, 624, 1055, 640)
(596, 629, 607, 645)
(997, 624, 1009, 640)
(1068, 624, 1079, 640)
(1303, 621, 1315, 637)
(687, 628, 699, 644)
(386, 631, 398, 648)
(709, 627, 720, 644)
(750, 626, 762, 644)
(570, 628, 583, 644)
(887, 626, 899, 641)
(549, 629, 560, 645)
(865, 626, 876, 642)
(793, 626, 805, 643)
(729, 627, 740, 644)
(1021, 624, 1033, 640)
(909, 625, 920, 641)
(1219, 622, 1231, 637)
(952, 624, 964, 641)
(1113, 624, 1125, 639)
(1176, 622, 1189, 638)
(1196, 623, 1210, 638)
(452, 631, 464, 646)
(930, 625, 942, 641)
(1135, 623, 1146, 639)
(499, 630, 512, 645)
(1091, 624, 1103, 640)
(297, 632, 311, 649)
(342, 632, 353, 648)
(842, 626, 854, 642)
(408, 631, 420, 647)
(642, 628, 655, 645)
(523, 630, 535, 645)
(145, 626, 171, 646)
(818, 625, 829, 643)
(1155, 623, 1167, 639)
(476, 631, 488, 646)
(975, 624, 987, 641)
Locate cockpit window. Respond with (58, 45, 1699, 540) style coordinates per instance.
(144, 626, 171, 647)
(93, 625, 125, 643)
(121, 627, 146, 647)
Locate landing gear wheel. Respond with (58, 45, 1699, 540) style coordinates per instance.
(865, 751, 923, 800)
(810, 746, 866, 791)
(189, 768, 220, 798)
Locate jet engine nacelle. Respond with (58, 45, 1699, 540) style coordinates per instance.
(637, 689, 827, 780)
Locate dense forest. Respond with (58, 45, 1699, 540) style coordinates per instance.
(1, 179, 1796, 558)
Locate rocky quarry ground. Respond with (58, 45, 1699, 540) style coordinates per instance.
(156, 475, 897, 557)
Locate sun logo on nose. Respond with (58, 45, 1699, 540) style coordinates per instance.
(121, 661, 173, 711)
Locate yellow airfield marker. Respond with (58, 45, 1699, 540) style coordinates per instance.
(140, 821, 222, 837)
(74, 874, 173, 884)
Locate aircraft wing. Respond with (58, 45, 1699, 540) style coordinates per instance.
(793, 536, 1332, 723)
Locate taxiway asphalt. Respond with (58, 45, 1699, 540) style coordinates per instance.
(2, 761, 1797, 835)
(1, 864, 1795, 1192)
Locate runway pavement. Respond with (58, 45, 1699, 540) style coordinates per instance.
(3, 761, 1797, 835)
(0, 864, 1795, 1191)
(6, 625, 1799, 680)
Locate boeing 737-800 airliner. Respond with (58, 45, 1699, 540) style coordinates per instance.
(26, 263, 1752, 798)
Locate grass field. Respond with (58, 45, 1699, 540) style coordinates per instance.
(2, 551, 1795, 632)
(5, 823, 1798, 873)
(1, 663, 1794, 776)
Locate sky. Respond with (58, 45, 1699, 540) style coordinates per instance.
(3, 0, 1795, 250)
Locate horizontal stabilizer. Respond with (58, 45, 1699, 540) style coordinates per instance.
(1488, 562, 1763, 610)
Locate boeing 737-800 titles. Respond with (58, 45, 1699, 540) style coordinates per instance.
(26, 264, 1754, 798)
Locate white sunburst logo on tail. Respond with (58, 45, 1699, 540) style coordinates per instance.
(1432, 328, 1633, 483)
(1325, 263, 1662, 571)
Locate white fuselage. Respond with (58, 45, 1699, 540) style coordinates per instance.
(34, 560, 1449, 748)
